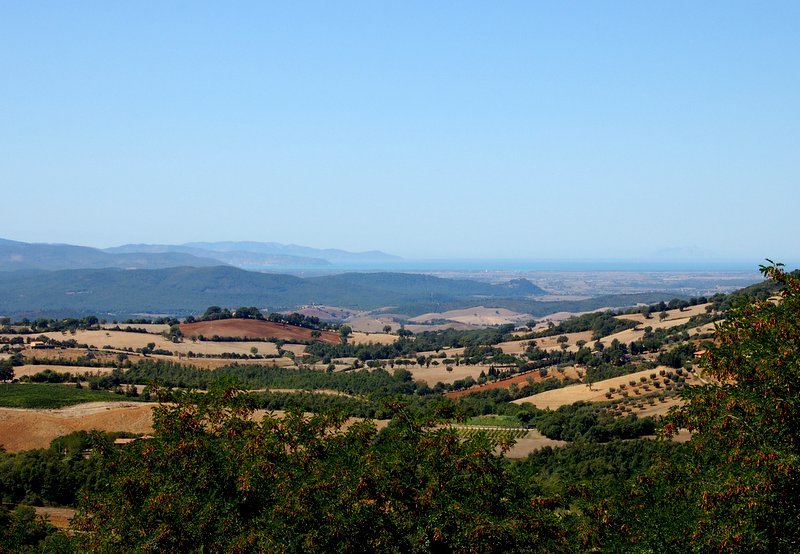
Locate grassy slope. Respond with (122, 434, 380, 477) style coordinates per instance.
(0, 384, 138, 409)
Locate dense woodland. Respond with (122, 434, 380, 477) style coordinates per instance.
(1, 264, 798, 551)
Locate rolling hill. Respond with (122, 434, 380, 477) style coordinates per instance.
(0, 266, 547, 318)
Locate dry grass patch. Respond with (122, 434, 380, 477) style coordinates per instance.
(154, 355, 296, 370)
(350, 331, 396, 345)
(413, 346, 467, 359)
(24, 330, 281, 358)
(634, 396, 683, 418)
(615, 303, 712, 326)
(177, 340, 280, 357)
(512, 366, 701, 410)
(39, 330, 165, 350)
(408, 363, 486, 386)
(497, 339, 531, 355)
(347, 316, 398, 333)
(504, 429, 568, 458)
(0, 401, 156, 451)
(405, 323, 477, 333)
(596, 304, 716, 347)
(12, 364, 116, 378)
(409, 307, 528, 327)
(21, 346, 296, 370)
(102, 323, 170, 334)
(505, 330, 594, 354)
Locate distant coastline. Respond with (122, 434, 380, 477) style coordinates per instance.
(256, 258, 769, 274)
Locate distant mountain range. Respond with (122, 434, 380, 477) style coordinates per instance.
(105, 241, 401, 269)
(0, 238, 685, 320)
(0, 239, 401, 272)
(181, 241, 401, 264)
(0, 238, 223, 271)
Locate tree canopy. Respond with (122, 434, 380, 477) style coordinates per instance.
(72, 384, 569, 553)
(619, 262, 800, 552)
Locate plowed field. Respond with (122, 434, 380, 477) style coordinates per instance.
(179, 319, 339, 343)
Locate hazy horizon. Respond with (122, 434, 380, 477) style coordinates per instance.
(0, 235, 787, 270)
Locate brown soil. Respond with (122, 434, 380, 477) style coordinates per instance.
(35, 506, 77, 529)
(0, 400, 386, 454)
(444, 367, 581, 399)
(0, 402, 157, 451)
(179, 319, 340, 343)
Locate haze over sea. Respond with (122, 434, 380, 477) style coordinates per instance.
(251, 257, 763, 298)
(278, 259, 764, 274)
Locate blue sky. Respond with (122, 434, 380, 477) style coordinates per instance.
(2, 2, 798, 262)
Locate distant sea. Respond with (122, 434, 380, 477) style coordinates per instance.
(398, 259, 765, 271)
(255, 259, 769, 274)
(234, 259, 779, 286)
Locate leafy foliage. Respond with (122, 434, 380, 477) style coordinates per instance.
(529, 311, 637, 340)
(73, 384, 570, 552)
(654, 262, 800, 551)
(534, 402, 656, 442)
(0, 358, 14, 382)
(5, 262, 797, 552)
(304, 325, 516, 363)
(0, 431, 115, 507)
(0, 504, 60, 553)
(657, 342, 696, 368)
(124, 361, 419, 398)
(518, 438, 682, 493)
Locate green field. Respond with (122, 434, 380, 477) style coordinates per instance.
(465, 414, 522, 427)
(458, 415, 530, 441)
(457, 427, 530, 441)
(0, 383, 138, 409)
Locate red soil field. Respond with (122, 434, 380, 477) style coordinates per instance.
(444, 369, 575, 400)
(179, 318, 340, 344)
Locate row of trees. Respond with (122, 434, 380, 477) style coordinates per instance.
(0, 316, 100, 334)
(4, 264, 799, 551)
(62, 263, 800, 551)
(183, 306, 337, 332)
